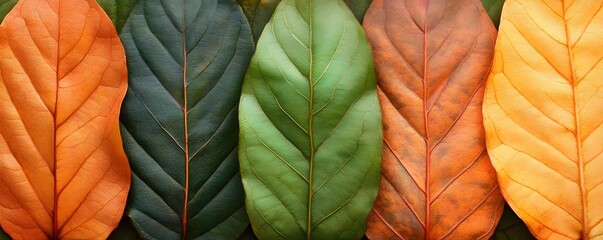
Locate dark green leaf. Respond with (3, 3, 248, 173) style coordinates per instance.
(0, 0, 16, 22)
(490, 204, 536, 240)
(0, 228, 8, 240)
(238, 0, 382, 239)
(96, 0, 137, 32)
(237, 226, 258, 240)
(108, 215, 142, 240)
(481, 0, 504, 28)
(119, 0, 253, 239)
(237, 0, 371, 42)
(343, 0, 371, 21)
(237, 0, 279, 42)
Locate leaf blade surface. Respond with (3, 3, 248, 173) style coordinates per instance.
(363, 0, 504, 238)
(119, 0, 253, 239)
(0, 0, 130, 239)
(483, 0, 603, 238)
(239, 0, 382, 239)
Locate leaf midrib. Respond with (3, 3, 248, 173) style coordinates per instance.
(422, 1, 431, 239)
(560, 0, 588, 238)
(181, 1, 190, 240)
(306, 0, 315, 239)
(53, 1, 62, 238)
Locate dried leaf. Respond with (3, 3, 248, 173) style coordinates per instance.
(363, 0, 504, 238)
(483, 0, 603, 238)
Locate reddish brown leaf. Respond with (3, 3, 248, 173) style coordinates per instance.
(363, 0, 504, 239)
(0, 0, 129, 239)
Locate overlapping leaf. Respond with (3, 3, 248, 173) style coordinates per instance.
(96, 0, 137, 32)
(119, 0, 253, 239)
(483, 0, 603, 238)
(363, 0, 504, 239)
(490, 205, 535, 240)
(238, 0, 382, 239)
(481, 0, 504, 28)
(0, 0, 15, 22)
(0, 0, 130, 239)
(237, 0, 372, 41)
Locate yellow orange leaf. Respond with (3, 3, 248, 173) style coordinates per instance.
(0, 0, 129, 239)
(483, 0, 603, 239)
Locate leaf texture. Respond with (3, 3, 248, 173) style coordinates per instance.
(490, 205, 535, 240)
(483, 0, 603, 239)
(96, 0, 137, 33)
(238, 0, 382, 239)
(119, 0, 253, 239)
(481, 0, 504, 28)
(237, 0, 372, 42)
(0, 0, 130, 239)
(363, 0, 504, 239)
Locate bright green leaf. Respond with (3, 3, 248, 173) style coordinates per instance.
(119, 0, 253, 239)
(239, 0, 382, 239)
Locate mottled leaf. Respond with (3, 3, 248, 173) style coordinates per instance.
(239, 0, 382, 239)
(363, 0, 504, 239)
(119, 0, 253, 239)
(483, 0, 603, 239)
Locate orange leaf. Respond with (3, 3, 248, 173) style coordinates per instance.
(0, 0, 129, 239)
(363, 0, 504, 238)
(483, 0, 603, 239)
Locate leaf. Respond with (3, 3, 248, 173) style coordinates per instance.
(237, 226, 259, 240)
(237, 0, 372, 42)
(362, 0, 504, 239)
(238, 0, 382, 239)
(118, 0, 253, 239)
(490, 204, 535, 240)
(0, 0, 15, 22)
(481, 0, 504, 28)
(0, 0, 130, 239)
(96, 0, 137, 33)
(107, 215, 141, 240)
(237, 0, 279, 42)
(483, 0, 603, 239)
(344, 0, 372, 21)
